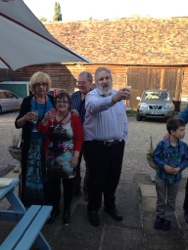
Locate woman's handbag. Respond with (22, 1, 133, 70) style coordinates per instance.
(45, 150, 64, 177)
(50, 114, 71, 141)
(50, 124, 68, 140)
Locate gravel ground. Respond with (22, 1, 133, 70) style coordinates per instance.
(1, 112, 188, 178)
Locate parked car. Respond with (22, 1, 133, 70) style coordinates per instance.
(136, 89, 175, 121)
(0, 89, 23, 114)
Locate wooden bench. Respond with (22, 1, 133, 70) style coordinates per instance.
(0, 205, 52, 250)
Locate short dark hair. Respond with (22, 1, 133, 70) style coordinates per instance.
(166, 118, 186, 134)
(78, 71, 93, 83)
(54, 91, 71, 106)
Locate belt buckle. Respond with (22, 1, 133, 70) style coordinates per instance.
(105, 141, 113, 146)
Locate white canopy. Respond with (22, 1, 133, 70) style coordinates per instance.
(0, 0, 89, 70)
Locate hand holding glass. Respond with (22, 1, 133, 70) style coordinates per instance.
(32, 110, 38, 132)
(50, 108, 56, 127)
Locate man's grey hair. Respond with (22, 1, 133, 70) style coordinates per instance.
(78, 71, 93, 83)
(95, 67, 112, 84)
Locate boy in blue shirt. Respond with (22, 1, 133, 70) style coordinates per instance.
(153, 118, 188, 231)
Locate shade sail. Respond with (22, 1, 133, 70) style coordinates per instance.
(0, 0, 89, 70)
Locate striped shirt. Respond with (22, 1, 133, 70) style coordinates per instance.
(153, 139, 188, 184)
(83, 88, 128, 141)
(178, 108, 188, 123)
(71, 91, 86, 124)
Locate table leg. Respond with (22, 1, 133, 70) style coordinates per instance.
(6, 190, 26, 212)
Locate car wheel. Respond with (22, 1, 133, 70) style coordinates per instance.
(136, 112, 143, 121)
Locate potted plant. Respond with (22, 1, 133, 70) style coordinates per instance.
(8, 134, 22, 163)
(147, 136, 158, 170)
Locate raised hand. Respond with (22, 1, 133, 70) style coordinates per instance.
(112, 87, 132, 104)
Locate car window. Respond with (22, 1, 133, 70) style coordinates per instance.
(11, 94, 18, 99)
(5, 91, 14, 98)
(143, 91, 170, 101)
(159, 92, 168, 100)
(143, 91, 159, 100)
(0, 92, 7, 98)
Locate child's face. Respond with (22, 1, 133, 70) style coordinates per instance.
(171, 126, 186, 140)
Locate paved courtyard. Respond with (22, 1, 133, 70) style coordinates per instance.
(1, 112, 188, 249)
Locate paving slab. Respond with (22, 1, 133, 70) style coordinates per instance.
(1, 169, 188, 249)
(136, 174, 188, 250)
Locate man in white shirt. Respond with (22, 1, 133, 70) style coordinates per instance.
(83, 67, 131, 227)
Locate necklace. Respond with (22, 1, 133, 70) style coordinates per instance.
(57, 111, 70, 124)
(34, 94, 47, 120)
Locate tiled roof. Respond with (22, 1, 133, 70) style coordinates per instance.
(44, 17, 188, 65)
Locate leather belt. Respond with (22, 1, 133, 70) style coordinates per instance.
(93, 140, 121, 146)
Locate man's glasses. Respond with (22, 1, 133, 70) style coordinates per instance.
(34, 82, 48, 88)
(56, 100, 69, 105)
(76, 81, 88, 85)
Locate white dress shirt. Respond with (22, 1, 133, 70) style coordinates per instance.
(83, 88, 128, 141)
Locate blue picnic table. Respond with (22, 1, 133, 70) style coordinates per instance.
(0, 178, 52, 250)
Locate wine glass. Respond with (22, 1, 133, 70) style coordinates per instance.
(32, 110, 38, 132)
(50, 108, 56, 127)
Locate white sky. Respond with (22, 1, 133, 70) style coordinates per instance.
(23, 0, 188, 22)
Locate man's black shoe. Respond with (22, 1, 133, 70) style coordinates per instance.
(84, 191, 89, 201)
(104, 208, 123, 221)
(88, 210, 100, 227)
(154, 216, 164, 229)
(72, 187, 81, 196)
(161, 219, 171, 231)
(184, 212, 188, 224)
(63, 209, 71, 225)
(46, 208, 60, 224)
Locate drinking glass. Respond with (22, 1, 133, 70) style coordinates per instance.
(32, 110, 38, 132)
(50, 108, 56, 127)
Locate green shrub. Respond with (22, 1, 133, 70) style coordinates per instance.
(126, 109, 137, 117)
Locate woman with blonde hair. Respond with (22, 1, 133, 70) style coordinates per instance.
(15, 71, 54, 207)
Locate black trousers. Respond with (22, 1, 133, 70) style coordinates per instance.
(47, 177, 73, 211)
(84, 140, 125, 212)
(72, 151, 82, 191)
(183, 179, 188, 213)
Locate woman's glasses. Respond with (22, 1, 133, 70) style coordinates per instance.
(56, 100, 69, 105)
(34, 82, 48, 88)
